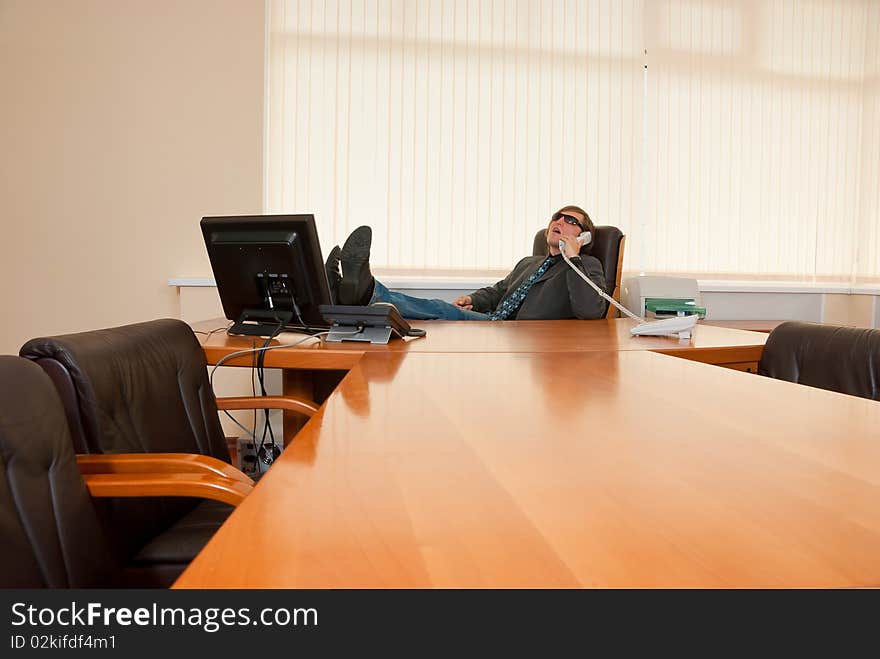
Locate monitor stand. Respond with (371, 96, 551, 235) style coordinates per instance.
(229, 309, 294, 337)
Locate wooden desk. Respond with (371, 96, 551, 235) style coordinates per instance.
(701, 320, 787, 333)
(176, 350, 880, 588)
(196, 317, 768, 369)
(197, 318, 768, 443)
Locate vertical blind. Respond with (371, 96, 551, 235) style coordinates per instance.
(266, 0, 880, 282)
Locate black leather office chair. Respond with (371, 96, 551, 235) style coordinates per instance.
(19, 318, 316, 587)
(533, 225, 625, 319)
(0, 356, 249, 587)
(758, 321, 880, 400)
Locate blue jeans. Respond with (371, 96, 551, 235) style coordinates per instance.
(372, 281, 491, 321)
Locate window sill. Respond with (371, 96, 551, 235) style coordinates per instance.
(168, 276, 880, 295)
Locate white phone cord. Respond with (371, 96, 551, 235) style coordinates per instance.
(558, 240, 644, 323)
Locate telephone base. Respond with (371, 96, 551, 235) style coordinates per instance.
(325, 325, 395, 344)
(320, 304, 422, 344)
(630, 314, 699, 339)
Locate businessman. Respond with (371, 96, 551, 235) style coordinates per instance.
(326, 205, 607, 321)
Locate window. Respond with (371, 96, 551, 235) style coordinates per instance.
(266, 0, 880, 283)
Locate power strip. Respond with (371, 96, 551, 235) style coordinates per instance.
(236, 437, 282, 479)
(630, 314, 699, 338)
(236, 438, 259, 477)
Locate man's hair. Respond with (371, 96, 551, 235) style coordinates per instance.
(548, 205, 596, 256)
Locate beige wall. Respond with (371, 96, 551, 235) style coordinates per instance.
(823, 294, 876, 328)
(0, 0, 265, 354)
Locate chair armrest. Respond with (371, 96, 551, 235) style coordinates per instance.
(76, 453, 253, 485)
(80, 473, 252, 507)
(216, 395, 319, 418)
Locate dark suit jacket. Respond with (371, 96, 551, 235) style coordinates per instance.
(468, 254, 606, 320)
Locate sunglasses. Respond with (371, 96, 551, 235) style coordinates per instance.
(552, 212, 585, 231)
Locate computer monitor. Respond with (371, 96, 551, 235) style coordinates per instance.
(200, 214, 332, 336)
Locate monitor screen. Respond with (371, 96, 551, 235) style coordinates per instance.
(200, 214, 331, 335)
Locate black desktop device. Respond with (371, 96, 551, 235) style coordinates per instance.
(201, 214, 332, 337)
(319, 304, 426, 344)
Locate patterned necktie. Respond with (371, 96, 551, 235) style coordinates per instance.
(489, 255, 558, 321)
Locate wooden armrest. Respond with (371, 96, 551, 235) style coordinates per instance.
(81, 473, 252, 507)
(76, 453, 253, 485)
(217, 395, 319, 418)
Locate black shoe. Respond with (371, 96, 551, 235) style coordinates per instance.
(339, 226, 374, 306)
(325, 245, 342, 304)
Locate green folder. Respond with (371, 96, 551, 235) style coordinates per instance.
(645, 298, 706, 318)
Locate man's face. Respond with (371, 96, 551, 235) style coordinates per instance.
(547, 210, 587, 253)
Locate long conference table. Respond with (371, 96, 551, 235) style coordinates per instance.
(175, 318, 880, 588)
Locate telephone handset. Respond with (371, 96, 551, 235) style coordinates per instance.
(558, 231, 591, 253)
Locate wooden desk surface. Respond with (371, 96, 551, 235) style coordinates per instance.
(177, 350, 880, 588)
(701, 320, 787, 333)
(195, 318, 767, 368)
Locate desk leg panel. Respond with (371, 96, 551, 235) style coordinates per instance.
(282, 369, 347, 445)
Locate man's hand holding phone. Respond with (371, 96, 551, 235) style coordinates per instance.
(559, 232, 589, 258)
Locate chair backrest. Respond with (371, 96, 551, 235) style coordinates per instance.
(19, 318, 230, 559)
(0, 356, 117, 587)
(533, 225, 626, 319)
(20, 318, 229, 460)
(758, 321, 880, 400)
